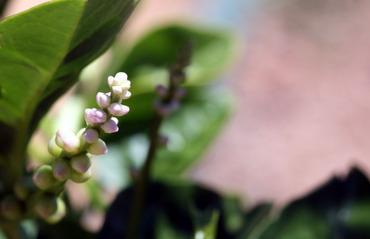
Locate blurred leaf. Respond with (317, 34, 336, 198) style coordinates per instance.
(102, 87, 232, 181)
(259, 168, 370, 239)
(194, 211, 219, 239)
(98, 181, 271, 239)
(100, 24, 234, 124)
(154, 87, 232, 178)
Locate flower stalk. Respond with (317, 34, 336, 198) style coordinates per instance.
(0, 72, 132, 224)
(126, 43, 192, 239)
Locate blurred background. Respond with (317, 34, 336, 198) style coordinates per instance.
(7, 0, 370, 220)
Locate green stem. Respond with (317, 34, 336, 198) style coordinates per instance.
(125, 115, 162, 239)
(125, 43, 192, 239)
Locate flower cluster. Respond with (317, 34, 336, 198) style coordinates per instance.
(8, 72, 131, 223)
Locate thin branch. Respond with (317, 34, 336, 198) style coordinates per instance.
(125, 43, 192, 239)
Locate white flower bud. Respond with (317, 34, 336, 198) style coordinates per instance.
(122, 90, 132, 100)
(107, 72, 131, 90)
(53, 159, 71, 181)
(84, 108, 107, 126)
(71, 155, 91, 174)
(55, 129, 80, 154)
(112, 85, 123, 96)
(96, 92, 111, 109)
(33, 165, 57, 190)
(87, 139, 108, 155)
(101, 118, 119, 133)
(82, 128, 99, 144)
(108, 103, 129, 117)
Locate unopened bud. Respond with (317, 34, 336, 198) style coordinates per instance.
(122, 91, 132, 100)
(70, 168, 92, 183)
(87, 139, 107, 155)
(33, 165, 57, 190)
(101, 118, 119, 134)
(96, 92, 111, 109)
(34, 195, 58, 220)
(48, 135, 62, 157)
(84, 108, 107, 126)
(45, 198, 66, 224)
(55, 129, 80, 154)
(155, 85, 167, 97)
(108, 72, 128, 87)
(71, 155, 91, 174)
(82, 128, 99, 144)
(108, 103, 129, 117)
(154, 101, 179, 117)
(53, 159, 71, 181)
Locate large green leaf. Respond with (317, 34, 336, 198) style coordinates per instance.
(0, 0, 137, 182)
(0, 0, 86, 182)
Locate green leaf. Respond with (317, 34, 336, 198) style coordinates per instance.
(0, 0, 86, 181)
(153, 88, 232, 178)
(30, 0, 138, 138)
(111, 24, 233, 90)
(0, 0, 138, 181)
(101, 87, 232, 180)
(194, 211, 219, 239)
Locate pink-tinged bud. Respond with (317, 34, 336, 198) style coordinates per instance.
(55, 129, 80, 154)
(34, 196, 58, 220)
(87, 139, 108, 155)
(175, 88, 187, 100)
(101, 118, 119, 133)
(33, 165, 57, 190)
(111, 117, 119, 124)
(83, 128, 99, 144)
(84, 108, 107, 126)
(155, 85, 167, 97)
(71, 155, 91, 174)
(154, 101, 179, 117)
(70, 168, 92, 183)
(96, 92, 111, 109)
(108, 103, 129, 117)
(53, 159, 71, 181)
(48, 135, 62, 157)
